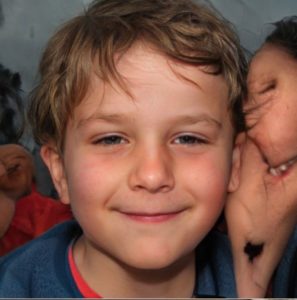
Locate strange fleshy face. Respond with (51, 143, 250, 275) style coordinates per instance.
(0, 144, 34, 197)
(246, 44, 297, 173)
(0, 144, 34, 238)
(43, 43, 238, 271)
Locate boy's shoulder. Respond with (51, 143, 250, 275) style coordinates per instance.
(0, 220, 82, 297)
(0, 219, 80, 263)
(194, 229, 237, 297)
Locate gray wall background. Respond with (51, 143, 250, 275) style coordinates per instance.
(1, 0, 297, 96)
(1, 0, 297, 195)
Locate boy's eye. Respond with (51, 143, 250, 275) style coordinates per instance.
(93, 135, 126, 145)
(173, 135, 207, 145)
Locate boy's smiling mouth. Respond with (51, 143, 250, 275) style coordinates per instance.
(268, 155, 297, 176)
(118, 209, 187, 223)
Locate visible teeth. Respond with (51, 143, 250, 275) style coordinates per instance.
(269, 167, 282, 176)
(279, 163, 289, 172)
(287, 158, 296, 166)
(268, 156, 297, 177)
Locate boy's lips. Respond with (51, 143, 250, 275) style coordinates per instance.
(268, 155, 297, 176)
(118, 209, 186, 223)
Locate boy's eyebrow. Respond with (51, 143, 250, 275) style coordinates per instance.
(169, 114, 222, 129)
(76, 113, 222, 129)
(76, 113, 132, 128)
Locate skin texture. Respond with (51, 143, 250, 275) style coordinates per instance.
(41, 42, 240, 298)
(0, 192, 15, 239)
(246, 44, 297, 167)
(0, 144, 35, 237)
(226, 44, 297, 297)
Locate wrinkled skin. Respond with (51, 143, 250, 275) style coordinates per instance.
(246, 44, 297, 167)
(226, 134, 297, 297)
(0, 144, 35, 238)
(226, 44, 297, 297)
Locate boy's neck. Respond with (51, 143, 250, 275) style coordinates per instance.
(74, 236, 196, 298)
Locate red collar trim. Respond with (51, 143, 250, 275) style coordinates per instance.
(68, 243, 102, 298)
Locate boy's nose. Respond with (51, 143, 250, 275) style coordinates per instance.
(128, 147, 175, 193)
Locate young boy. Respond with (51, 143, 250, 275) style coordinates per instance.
(0, 0, 247, 297)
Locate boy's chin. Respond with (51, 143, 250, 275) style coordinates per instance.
(116, 243, 195, 271)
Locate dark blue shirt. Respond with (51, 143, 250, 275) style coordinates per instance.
(0, 220, 296, 297)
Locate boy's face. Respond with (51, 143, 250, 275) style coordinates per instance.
(44, 43, 238, 270)
(247, 44, 297, 169)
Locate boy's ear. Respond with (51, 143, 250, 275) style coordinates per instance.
(40, 144, 70, 205)
(228, 132, 245, 192)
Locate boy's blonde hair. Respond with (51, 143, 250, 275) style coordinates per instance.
(28, 0, 247, 152)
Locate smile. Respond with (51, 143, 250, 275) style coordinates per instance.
(121, 210, 184, 223)
(268, 155, 297, 176)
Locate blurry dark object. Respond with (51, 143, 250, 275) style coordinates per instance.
(0, 64, 24, 144)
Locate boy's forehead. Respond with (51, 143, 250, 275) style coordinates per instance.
(90, 42, 229, 99)
(71, 43, 230, 124)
